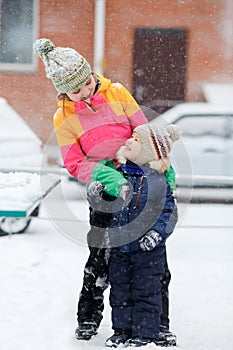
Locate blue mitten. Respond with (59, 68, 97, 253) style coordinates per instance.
(139, 230, 162, 251)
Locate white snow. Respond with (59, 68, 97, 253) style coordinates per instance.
(202, 83, 233, 105)
(0, 172, 60, 213)
(0, 179, 232, 350)
(0, 97, 45, 168)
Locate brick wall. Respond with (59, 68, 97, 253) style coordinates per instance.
(0, 0, 232, 144)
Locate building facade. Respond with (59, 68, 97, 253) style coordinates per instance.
(0, 0, 233, 144)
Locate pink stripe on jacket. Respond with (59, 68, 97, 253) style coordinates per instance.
(53, 74, 148, 184)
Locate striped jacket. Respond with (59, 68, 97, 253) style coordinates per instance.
(53, 74, 148, 195)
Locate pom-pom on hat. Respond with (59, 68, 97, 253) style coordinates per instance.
(33, 38, 92, 93)
(128, 123, 181, 172)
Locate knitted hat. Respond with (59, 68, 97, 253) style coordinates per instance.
(33, 38, 92, 93)
(118, 123, 181, 172)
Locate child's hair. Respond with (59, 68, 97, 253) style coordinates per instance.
(57, 93, 71, 118)
(149, 158, 171, 173)
(57, 93, 71, 101)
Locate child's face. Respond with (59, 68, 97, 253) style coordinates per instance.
(124, 132, 142, 162)
(66, 75, 96, 102)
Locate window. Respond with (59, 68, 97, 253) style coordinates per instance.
(0, 0, 38, 72)
(176, 115, 228, 138)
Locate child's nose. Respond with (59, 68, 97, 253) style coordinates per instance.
(82, 86, 89, 97)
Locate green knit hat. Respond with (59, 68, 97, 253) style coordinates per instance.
(33, 38, 92, 93)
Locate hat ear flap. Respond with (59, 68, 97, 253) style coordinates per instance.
(149, 158, 170, 173)
(116, 146, 127, 164)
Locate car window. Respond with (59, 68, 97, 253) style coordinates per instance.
(176, 115, 230, 138)
(173, 114, 233, 177)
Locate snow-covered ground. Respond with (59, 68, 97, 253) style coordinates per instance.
(0, 179, 232, 350)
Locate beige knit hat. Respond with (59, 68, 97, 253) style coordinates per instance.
(117, 123, 182, 173)
(33, 38, 91, 93)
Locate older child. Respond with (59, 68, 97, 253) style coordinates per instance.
(33, 38, 177, 344)
(101, 123, 180, 347)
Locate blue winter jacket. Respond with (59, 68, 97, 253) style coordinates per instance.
(108, 161, 178, 252)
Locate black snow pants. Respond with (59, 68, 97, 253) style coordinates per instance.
(77, 245, 110, 327)
(77, 208, 112, 328)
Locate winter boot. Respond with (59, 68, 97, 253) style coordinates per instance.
(105, 329, 132, 347)
(155, 325, 177, 347)
(125, 337, 153, 347)
(75, 321, 98, 340)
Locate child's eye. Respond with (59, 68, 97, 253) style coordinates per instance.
(86, 79, 91, 85)
(72, 89, 81, 94)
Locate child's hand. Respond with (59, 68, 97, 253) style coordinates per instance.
(87, 181, 105, 203)
(139, 230, 162, 251)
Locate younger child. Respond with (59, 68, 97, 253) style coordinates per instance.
(89, 123, 181, 347)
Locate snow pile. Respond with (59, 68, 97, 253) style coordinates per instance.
(0, 171, 60, 212)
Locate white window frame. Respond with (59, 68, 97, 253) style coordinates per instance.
(0, 0, 39, 72)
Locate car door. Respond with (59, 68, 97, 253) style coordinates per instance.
(225, 115, 233, 176)
(174, 115, 229, 176)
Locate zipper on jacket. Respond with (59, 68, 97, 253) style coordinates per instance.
(133, 176, 144, 210)
(84, 99, 97, 112)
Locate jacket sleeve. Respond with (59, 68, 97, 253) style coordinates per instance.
(53, 108, 96, 181)
(115, 83, 148, 129)
(90, 161, 128, 197)
(165, 164, 176, 191)
(53, 109, 127, 196)
(150, 184, 178, 241)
